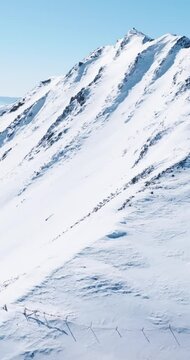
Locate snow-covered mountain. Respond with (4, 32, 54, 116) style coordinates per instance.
(0, 29, 190, 359)
(0, 97, 19, 116)
(0, 96, 19, 106)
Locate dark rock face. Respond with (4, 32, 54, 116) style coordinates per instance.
(9, 99, 25, 113)
(41, 79, 51, 86)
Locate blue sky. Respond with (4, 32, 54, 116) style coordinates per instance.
(1, 0, 190, 96)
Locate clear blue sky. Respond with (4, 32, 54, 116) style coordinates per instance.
(1, 0, 190, 96)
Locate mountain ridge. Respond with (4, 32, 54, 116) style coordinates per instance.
(0, 29, 190, 359)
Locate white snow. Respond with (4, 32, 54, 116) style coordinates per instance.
(0, 29, 190, 359)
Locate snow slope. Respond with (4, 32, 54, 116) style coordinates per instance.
(0, 29, 190, 359)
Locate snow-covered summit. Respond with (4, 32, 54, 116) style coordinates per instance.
(127, 27, 152, 39)
(0, 30, 190, 359)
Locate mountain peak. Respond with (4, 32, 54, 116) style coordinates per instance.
(123, 28, 153, 44)
(127, 27, 147, 37)
(118, 28, 152, 49)
(127, 28, 153, 41)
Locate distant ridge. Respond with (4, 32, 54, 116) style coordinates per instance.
(0, 96, 19, 106)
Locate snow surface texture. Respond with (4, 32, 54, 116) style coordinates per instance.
(0, 29, 190, 359)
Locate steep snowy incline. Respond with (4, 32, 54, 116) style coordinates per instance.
(0, 29, 190, 359)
